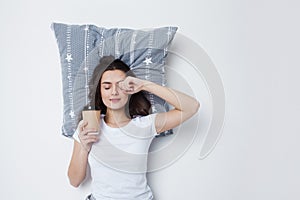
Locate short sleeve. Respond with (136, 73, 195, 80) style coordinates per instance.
(149, 113, 159, 137)
(72, 127, 80, 143)
(130, 113, 158, 138)
(72, 121, 82, 143)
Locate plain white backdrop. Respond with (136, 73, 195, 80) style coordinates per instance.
(1, 0, 300, 199)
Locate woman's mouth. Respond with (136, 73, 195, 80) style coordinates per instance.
(110, 98, 121, 103)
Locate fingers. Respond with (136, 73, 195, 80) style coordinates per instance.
(80, 128, 98, 136)
(79, 120, 97, 134)
(76, 119, 100, 153)
(78, 120, 88, 131)
(78, 131, 99, 152)
(118, 77, 141, 93)
(80, 134, 99, 144)
(118, 79, 132, 91)
(78, 120, 99, 152)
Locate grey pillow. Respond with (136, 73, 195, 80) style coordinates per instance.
(51, 22, 177, 138)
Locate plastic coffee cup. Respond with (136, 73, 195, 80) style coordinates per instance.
(82, 110, 100, 134)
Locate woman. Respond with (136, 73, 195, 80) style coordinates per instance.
(68, 56, 200, 200)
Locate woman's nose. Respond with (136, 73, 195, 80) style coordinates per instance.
(111, 84, 119, 95)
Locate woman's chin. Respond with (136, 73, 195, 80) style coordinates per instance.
(106, 103, 127, 111)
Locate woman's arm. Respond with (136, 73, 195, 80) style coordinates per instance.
(68, 141, 89, 187)
(119, 77, 200, 133)
(143, 81, 200, 133)
(67, 121, 99, 187)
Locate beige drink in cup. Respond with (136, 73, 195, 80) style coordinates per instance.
(82, 110, 101, 134)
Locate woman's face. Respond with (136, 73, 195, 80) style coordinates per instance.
(100, 70, 129, 111)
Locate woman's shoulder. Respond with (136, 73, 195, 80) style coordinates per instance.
(129, 114, 158, 137)
(131, 113, 157, 127)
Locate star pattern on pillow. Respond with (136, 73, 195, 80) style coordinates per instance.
(143, 57, 153, 65)
(65, 54, 73, 62)
(52, 23, 177, 137)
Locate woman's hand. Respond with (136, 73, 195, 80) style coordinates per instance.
(118, 76, 146, 94)
(78, 120, 99, 153)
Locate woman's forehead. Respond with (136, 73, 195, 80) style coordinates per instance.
(101, 70, 126, 83)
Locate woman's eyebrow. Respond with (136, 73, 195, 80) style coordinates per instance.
(101, 81, 112, 84)
(102, 79, 125, 85)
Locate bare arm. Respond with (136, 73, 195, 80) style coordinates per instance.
(119, 77, 200, 133)
(142, 81, 200, 133)
(67, 121, 99, 187)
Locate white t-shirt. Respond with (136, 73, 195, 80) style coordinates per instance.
(73, 113, 159, 200)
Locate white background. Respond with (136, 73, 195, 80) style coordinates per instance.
(1, 0, 300, 199)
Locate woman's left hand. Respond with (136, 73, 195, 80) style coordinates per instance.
(118, 76, 146, 94)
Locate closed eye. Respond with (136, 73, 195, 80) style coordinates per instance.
(102, 82, 111, 90)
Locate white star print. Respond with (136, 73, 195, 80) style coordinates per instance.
(143, 57, 153, 65)
(65, 54, 73, 62)
(84, 26, 89, 31)
(166, 30, 172, 37)
(69, 110, 75, 118)
(83, 67, 88, 71)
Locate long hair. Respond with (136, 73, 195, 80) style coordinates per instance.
(78, 56, 151, 123)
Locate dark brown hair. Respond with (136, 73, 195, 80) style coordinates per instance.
(78, 56, 151, 123)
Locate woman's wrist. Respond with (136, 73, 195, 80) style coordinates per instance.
(141, 80, 156, 92)
(80, 145, 90, 155)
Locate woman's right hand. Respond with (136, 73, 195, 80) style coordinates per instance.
(78, 120, 99, 153)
